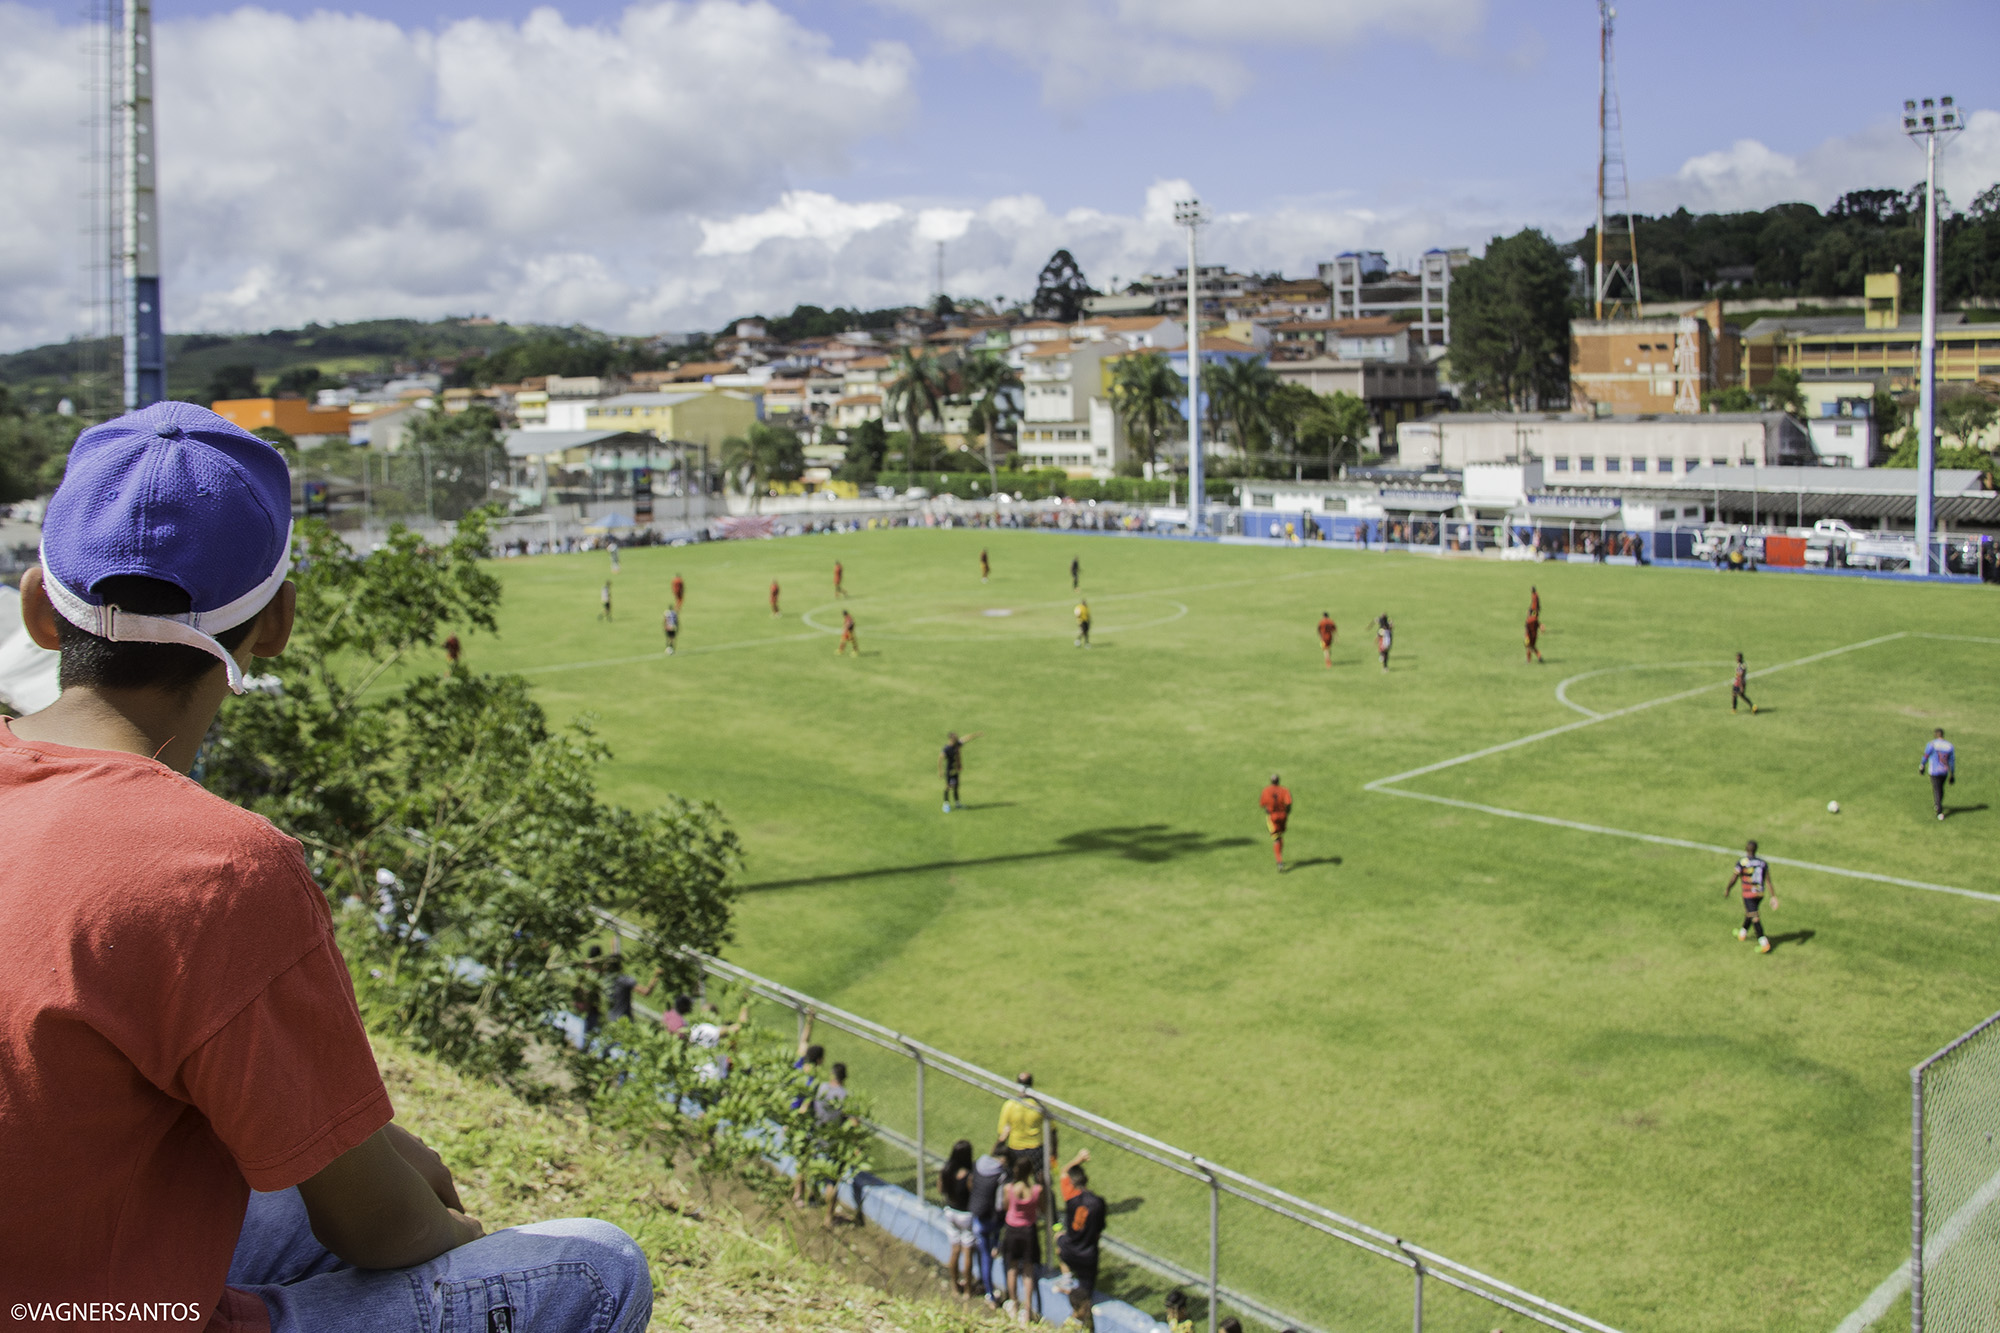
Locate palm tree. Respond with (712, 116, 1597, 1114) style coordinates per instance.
(719, 423, 803, 512)
(1107, 352, 1185, 476)
(884, 347, 951, 474)
(959, 351, 1022, 491)
(1206, 356, 1281, 476)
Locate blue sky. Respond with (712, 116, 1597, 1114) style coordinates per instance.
(0, 0, 1995, 347)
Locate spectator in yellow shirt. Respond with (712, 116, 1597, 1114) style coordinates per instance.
(997, 1072, 1045, 1178)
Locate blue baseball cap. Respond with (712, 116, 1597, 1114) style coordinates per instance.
(39, 401, 293, 693)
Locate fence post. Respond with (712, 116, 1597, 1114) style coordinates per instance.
(912, 1047, 926, 1209)
(1396, 1240, 1424, 1333)
(1911, 1062, 1924, 1333)
(1204, 1164, 1220, 1333)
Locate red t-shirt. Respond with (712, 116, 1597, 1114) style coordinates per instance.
(0, 721, 393, 1332)
(1260, 784, 1292, 818)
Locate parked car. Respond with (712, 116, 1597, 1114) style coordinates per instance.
(1805, 518, 1859, 567)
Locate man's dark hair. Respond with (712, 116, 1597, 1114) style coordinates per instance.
(831, 1062, 847, 1082)
(1067, 1164, 1088, 1186)
(804, 1044, 825, 1065)
(673, 994, 692, 1014)
(54, 575, 259, 697)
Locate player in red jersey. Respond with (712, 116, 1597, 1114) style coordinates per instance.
(770, 579, 781, 618)
(834, 561, 847, 598)
(1730, 653, 1757, 713)
(1529, 585, 1540, 617)
(837, 609, 857, 657)
(1259, 774, 1293, 872)
(1523, 607, 1543, 663)
(1317, 612, 1336, 667)
(672, 573, 685, 611)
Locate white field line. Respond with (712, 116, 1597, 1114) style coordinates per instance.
(1366, 633, 1910, 788)
(1369, 786, 2000, 904)
(1553, 661, 1731, 718)
(1833, 1164, 2000, 1333)
(1368, 631, 2000, 905)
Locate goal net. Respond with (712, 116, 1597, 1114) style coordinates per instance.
(1913, 1008, 2000, 1332)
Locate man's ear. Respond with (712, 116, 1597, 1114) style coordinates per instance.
(247, 580, 297, 659)
(18, 567, 64, 651)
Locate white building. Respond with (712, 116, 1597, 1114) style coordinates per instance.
(1017, 339, 1124, 476)
(1319, 248, 1469, 354)
(1397, 412, 1816, 477)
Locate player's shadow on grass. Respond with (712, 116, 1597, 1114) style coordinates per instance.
(1767, 929, 1816, 951)
(740, 824, 1256, 892)
(1283, 856, 1342, 870)
(1943, 803, 1988, 818)
(1104, 1196, 1145, 1216)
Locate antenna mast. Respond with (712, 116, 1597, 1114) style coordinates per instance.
(119, 0, 164, 409)
(1594, 1, 1641, 321)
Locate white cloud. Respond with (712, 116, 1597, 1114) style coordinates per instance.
(0, 1, 915, 350)
(867, 0, 1484, 106)
(1639, 110, 2000, 215)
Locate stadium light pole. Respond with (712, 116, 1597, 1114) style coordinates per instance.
(1175, 198, 1206, 534)
(1903, 95, 1960, 575)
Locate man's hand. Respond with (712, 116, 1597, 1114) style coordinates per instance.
(384, 1122, 465, 1212)
(299, 1126, 484, 1270)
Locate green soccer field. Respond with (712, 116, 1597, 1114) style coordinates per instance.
(470, 529, 1997, 1333)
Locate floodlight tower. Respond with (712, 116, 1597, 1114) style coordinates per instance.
(120, 0, 164, 409)
(1903, 95, 1961, 576)
(1593, 1, 1641, 320)
(1175, 197, 1206, 533)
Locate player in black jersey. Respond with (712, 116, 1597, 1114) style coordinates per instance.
(1723, 839, 1777, 953)
(939, 731, 984, 812)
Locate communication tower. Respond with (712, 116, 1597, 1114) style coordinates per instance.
(79, 0, 163, 416)
(1594, 1, 1642, 321)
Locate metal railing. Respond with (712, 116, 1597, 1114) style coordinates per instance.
(597, 909, 1623, 1333)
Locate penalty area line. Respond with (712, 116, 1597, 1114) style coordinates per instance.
(1367, 786, 2000, 904)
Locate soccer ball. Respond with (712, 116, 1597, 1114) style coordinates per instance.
(1827, 800, 1840, 814)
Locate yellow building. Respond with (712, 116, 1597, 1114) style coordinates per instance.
(1742, 273, 2000, 395)
(583, 391, 760, 447)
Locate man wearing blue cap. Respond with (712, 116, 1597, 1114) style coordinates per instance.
(0, 404, 650, 1332)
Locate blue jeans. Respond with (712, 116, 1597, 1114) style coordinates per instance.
(970, 1215, 995, 1295)
(228, 1188, 651, 1333)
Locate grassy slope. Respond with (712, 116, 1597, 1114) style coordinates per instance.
(464, 530, 1996, 1333)
(379, 1034, 993, 1333)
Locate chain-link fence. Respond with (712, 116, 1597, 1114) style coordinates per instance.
(601, 911, 1621, 1333)
(1913, 1008, 2000, 1332)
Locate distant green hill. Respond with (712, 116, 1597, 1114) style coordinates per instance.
(0, 318, 668, 410)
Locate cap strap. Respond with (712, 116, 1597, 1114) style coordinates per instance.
(36, 539, 288, 696)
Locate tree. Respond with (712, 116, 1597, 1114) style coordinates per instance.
(836, 418, 888, 484)
(1450, 230, 1574, 410)
(719, 422, 804, 509)
(959, 351, 1021, 487)
(1938, 388, 1999, 452)
(883, 347, 950, 470)
(273, 364, 337, 399)
(1107, 352, 1186, 474)
(1700, 366, 1804, 417)
(207, 363, 261, 404)
(204, 510, 741, 1084)
(1271, 385, 1370, 476)
(1206, 357, 1281, 475)
(402, 404, 506, 521)
(1031, 249, 1097, 323)
(0, 388, 83, 502)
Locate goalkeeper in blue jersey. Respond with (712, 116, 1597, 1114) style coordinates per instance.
(1921, 729, 1957, 821)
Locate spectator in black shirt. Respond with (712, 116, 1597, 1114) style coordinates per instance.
(1056, 1162, 1106, 1329)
